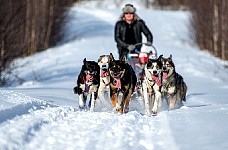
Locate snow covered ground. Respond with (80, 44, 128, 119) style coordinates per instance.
(1, 1, 228, 149)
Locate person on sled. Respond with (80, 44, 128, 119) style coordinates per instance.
(114, 4, 153, 59)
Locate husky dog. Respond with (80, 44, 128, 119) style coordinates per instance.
(141, 56, 163, 116)
(159, 55, 187, 109)
(73, 58, 100, 111)
(97, 55, 111, 102)
(108, 53, 137, 114)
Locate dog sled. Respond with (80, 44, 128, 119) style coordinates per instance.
(126, 43, 158, 94)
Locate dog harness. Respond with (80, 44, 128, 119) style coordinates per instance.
(100, 69, 110, 86)
(83, 73, 97, 93)
(162, 73, 177, 94)
(145, 73, 162, 94)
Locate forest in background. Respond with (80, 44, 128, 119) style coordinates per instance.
(0, 0, 77, 85)
(0, 0, 227, 86)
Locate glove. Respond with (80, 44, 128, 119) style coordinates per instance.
(145, 41, 152, 46)
(127, 45, 135, 51)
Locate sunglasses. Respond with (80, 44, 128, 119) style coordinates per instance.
(124, 13, 134, 15)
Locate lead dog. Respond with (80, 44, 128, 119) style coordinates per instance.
(159, 55, 187, 109)
(108, 53, 137, 114)
(141, 56, 163, 116)
(97, 55, 111, 102)
(73, 58, 100, 111)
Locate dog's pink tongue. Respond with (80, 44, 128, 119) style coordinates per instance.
(163, 72, 168, 79)
(86, 74, 92, 82)
(152, 75, 162, 86)
(101, 70, 106, 78)
(115, 78, 121, 88)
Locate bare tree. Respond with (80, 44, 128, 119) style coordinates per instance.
(0, 0, 78, 86)
(188, 0, 228, 60)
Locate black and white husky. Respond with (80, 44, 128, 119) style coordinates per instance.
(141, 56, 163, 116)
(73, 58, 100, 111)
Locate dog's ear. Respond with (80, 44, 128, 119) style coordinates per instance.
(169, 55, 172, 59)
(83, 58, 86, 64)
(158, 55, 163, 61)
(168, 55, 173, 62)
(109, 53, 115, 62)
(97, 56, 102, 63)
(120, 55, 127, 63)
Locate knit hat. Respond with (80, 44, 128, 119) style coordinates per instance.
(122, 4, 136, 13)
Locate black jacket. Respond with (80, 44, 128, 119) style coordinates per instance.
(114, 14, 153, 51)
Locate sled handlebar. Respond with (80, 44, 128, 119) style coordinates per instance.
(133, 43, 158, 53)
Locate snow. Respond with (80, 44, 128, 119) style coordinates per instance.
(1, 0, 228, 149)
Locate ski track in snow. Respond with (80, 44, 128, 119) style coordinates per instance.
(0, 89, 178, 149)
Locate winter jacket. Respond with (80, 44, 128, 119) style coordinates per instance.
(114, 13, 153, 51)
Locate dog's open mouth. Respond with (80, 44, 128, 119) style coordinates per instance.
(100, 69, 108, 78)
(85, 74, 94, 83)
(114, 78, 121, 88)
(163, 71, 168, 79)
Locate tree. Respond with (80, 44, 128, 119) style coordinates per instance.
(0, 0, 77, 86)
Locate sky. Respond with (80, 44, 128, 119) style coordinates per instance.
(1, 0, 228, 150)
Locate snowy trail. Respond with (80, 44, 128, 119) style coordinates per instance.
(0, 104, 178, 149)
(1, 1, 228, 149)
(0, 90, 178, 149)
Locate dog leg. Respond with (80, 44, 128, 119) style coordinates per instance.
(151, 91, 161, 115)
(111, 92, 121, 112)
(98, 88, 105, 107)
(79, 94, 86, 110)
(89, 92, 95, 111)
(142, 83, 150, 116)
(122, 89, 133, 114)
(137, 87, 144, 112)
(169, 94, 177, 110)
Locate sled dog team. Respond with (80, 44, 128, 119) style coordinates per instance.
(73, 54, 187, 116)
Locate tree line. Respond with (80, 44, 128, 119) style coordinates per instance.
(0, 0, 77, 85)
(153, 0, 228, 60)
(188, 0, 228, 60)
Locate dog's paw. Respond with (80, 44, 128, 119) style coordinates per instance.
(79, 105, 87, 111)
(115, 106, 123, 114)
(145, 111, 151, 116)
(151, 111, 157, 116)
(73, 86, 83, 94)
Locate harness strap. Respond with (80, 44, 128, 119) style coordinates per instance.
(85, 83, 90, 92)
(163, 73, 177, 94)
(82, 74, 93, 92)
(102, 79, 110, 86)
